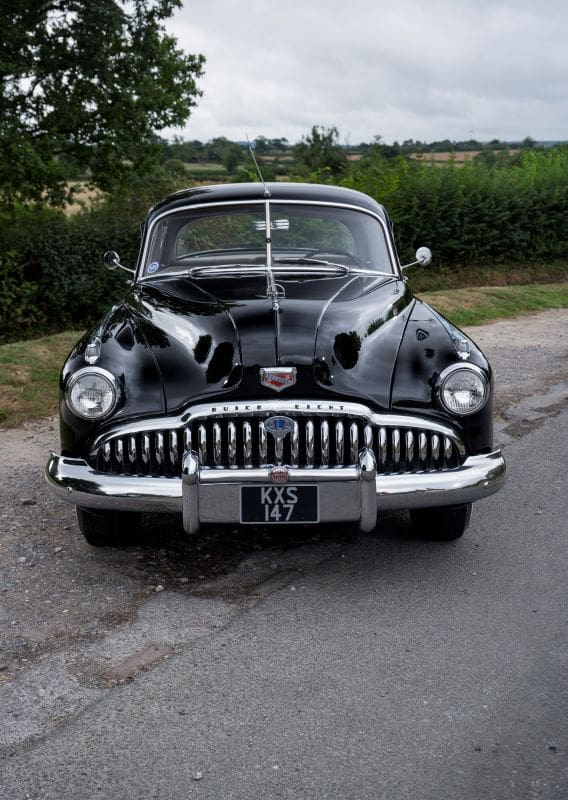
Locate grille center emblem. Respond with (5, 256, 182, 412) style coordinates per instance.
(264, 416, 294, 440)
(260, 367, 297, 392)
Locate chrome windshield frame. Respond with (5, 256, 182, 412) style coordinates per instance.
(136, 199, 401, 283)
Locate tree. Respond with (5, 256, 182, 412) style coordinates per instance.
(0, 0, 205, 205)
(294, 126, 347, 177)
(222, 143, 245, 173)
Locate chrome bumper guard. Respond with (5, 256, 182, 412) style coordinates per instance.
(46, 447, 506, 534)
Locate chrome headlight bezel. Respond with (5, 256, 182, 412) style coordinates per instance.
(436, 363, 489, 417)
(65, 367, 120, 420)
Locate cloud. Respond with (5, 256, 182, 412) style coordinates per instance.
(164, 0, 568, 143)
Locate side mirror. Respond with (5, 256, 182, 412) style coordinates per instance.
(416, 246, 432, 266)
(401, 246, 433, 272)
(103, 250, 120, 271)
(103, 251, 135, 275)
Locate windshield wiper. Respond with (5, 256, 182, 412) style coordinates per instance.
(274, 257, 393, 278)
(185, 264, 264, 277)
(273, 256, 348, 272)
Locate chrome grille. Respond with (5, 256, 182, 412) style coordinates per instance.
(92, 411, 463, 477)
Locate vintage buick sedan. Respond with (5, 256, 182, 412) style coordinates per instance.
(46, 182, 506, 546)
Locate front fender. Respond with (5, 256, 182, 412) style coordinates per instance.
(391, 300, 494, 453)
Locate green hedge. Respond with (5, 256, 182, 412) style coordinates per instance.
(343, 146, 568, 265)
(0, 204, 140, 342)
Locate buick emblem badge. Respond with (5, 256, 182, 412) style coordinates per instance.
(264, 416, 295, 440)
(269, 466, 289, 484)
(260, 366, 297, 392)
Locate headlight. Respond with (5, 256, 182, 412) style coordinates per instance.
(437, 364, 488, 416)
(66, 368, 119, 420)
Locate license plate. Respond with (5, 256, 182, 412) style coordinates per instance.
(240, 485, 319, 524)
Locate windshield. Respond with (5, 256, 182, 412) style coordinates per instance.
(142, 202, 394, 277)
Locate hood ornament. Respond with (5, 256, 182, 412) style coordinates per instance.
(260, 367, 297, 392)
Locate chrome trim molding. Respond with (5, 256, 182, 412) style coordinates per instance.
(91, 400, 465, 453)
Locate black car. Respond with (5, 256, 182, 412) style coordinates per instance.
(46, 182, 506, 546)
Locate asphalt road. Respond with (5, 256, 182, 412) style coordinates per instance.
(1, 311, 567, 799)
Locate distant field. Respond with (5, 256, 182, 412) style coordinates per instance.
(65, 181, 104, 215)
(410, 149, 520, 164)
(184, 162, 227, 174)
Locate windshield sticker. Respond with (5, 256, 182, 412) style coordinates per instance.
(147, 261, 159, 274)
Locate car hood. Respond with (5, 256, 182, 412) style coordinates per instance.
(125, 273, 414, 412)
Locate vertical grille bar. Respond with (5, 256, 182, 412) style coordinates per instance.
(443, 436, 453, 465)
(418, 432, 427, 467)
(228, 422, 237, 467)
(142, 434, 150, 465)
(405, 431, 414, 469)
(432, 434, 440, 465)
(349, 423, 358, 464)
(115, 439, 124, 470)
(128, 436, 137, 464)
(169, 431, 178, 465)
(103, 442, 111, 463)
(364, 424, 373, 449)
(155, 432, 164, 465)
(275, 436, 284, 464)
(198, 425, 207, 465)
(378, 427, 387, 467)
(244, 422, 253, 467)
(306, 420, 314, 467)
(321, 420, 329, 467)
(335, 421, 344, 466)
(258, 421, 266, 466)
(213, 423, 222, 466)
(183, 427, 192, 452)
(291, 421, 299, 467)
(392, 429, 401, 469)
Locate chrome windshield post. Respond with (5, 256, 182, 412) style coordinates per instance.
(264, 199, 282, 312)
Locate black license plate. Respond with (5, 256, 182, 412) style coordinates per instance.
(240, 485, 319, 524)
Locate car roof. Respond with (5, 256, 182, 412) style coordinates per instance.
(146, 182, 388, 223)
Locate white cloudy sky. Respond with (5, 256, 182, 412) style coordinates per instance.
(164, 0, 568, 144)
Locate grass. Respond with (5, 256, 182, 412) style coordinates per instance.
(419, 282, 568, 327)
(0, 282, 567, 428)
(407, 259, 568, 292)
(0, 331, 82, 428)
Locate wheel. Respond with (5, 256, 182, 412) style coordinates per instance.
(76, 507, 142, 547)
(409, 503, 472, 541)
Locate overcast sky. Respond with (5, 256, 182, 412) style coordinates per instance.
(164, 0, 567, 144)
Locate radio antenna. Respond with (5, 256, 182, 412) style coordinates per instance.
(246, 133, 270, 198)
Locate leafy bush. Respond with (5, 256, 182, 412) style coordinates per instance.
(0, 168, 190, 343)
(0, 205, 138, 343)
(343, 145, 568, 266)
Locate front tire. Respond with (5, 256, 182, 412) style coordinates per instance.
(76, 508, 141, 547)
(410, 503, 472, 541)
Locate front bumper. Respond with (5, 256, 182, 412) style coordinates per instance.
(46, 448, 506, 534)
